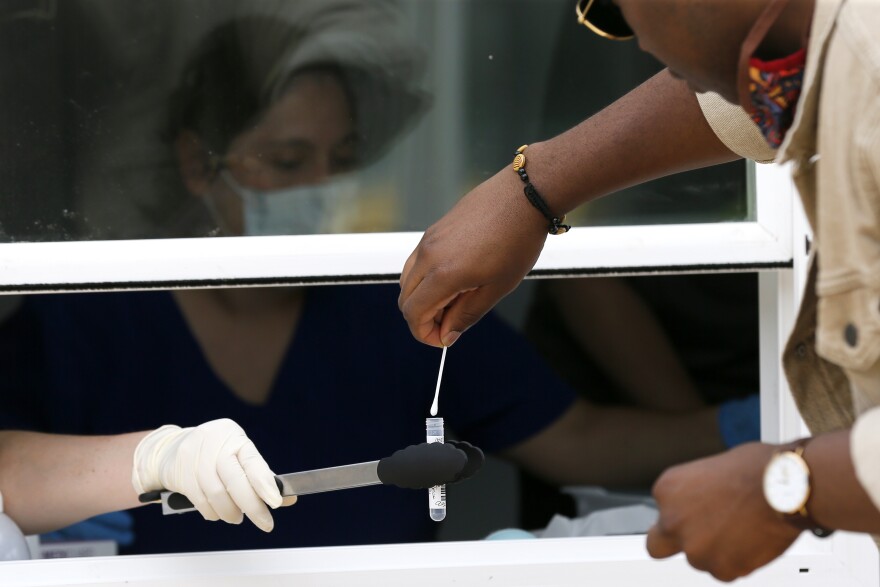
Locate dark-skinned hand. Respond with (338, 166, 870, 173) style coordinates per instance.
(647, 442, 803, 582)
(399, 166, 548, 347)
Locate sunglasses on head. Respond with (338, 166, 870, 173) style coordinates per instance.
(575, 0, 634, 40)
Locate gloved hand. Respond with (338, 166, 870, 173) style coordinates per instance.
(132, 418, 295, 532)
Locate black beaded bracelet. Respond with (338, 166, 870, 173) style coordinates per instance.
(512, 145, 570, 235)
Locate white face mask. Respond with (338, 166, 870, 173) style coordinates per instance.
(219, 171, 359, 236)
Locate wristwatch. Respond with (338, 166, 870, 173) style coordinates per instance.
(762, 439, 834, 538)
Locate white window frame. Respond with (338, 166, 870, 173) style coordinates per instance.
(0, 531, 876, 586)
(0, 163, 877, 584)
(0, 163, 787, 292)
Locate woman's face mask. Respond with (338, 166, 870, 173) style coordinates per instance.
(219, 171, 359, 236)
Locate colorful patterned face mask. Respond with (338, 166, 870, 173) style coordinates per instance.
(748, 48, 807, 148)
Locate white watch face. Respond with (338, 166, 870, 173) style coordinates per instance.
(763, 452, 810, 514)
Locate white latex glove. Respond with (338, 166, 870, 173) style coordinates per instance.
(132, 418, 294, 532)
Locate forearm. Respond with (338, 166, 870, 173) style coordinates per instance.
(804, 430, 880, 533)
(526, 69, 739, 216)
(504, 401, 725, 488)
(398, 69, 741, 347)
(548, 278, 704, 411)
(0, 430, 148, 535)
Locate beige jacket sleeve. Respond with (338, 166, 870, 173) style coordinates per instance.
(851, 408, 880, 513)
(696, 92, 777, 164)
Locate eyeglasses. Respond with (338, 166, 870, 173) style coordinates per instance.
(575, 0, 634, 41)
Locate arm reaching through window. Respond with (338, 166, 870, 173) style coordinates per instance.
(0, 418, 293, 536)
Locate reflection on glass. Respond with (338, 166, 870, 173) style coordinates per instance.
(160, 14, 414, 239)
(0, 0, 426, 241)
(0, 0, 750, 243)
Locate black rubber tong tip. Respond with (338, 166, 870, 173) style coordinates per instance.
(376, 441, 483, 489)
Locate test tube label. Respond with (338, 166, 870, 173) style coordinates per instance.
(429, 484, 446, 508)
(427, 435, 445, 506)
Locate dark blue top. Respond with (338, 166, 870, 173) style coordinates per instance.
(0, 284, 574, 554)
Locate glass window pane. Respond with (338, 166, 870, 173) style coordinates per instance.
(0, 0, 751, 244)
(0, 0, 751, 241)
(458, 0, 751, 228)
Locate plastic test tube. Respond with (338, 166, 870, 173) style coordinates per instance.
(426, 417, 447, 521)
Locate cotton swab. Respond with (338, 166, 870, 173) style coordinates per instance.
(430, 346, 447, 416)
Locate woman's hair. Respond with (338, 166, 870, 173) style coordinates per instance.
(123, 6, 427, 238)
(163, 16, 352, 159)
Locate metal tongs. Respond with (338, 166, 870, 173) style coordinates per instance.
(139, 440, 484, 515)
